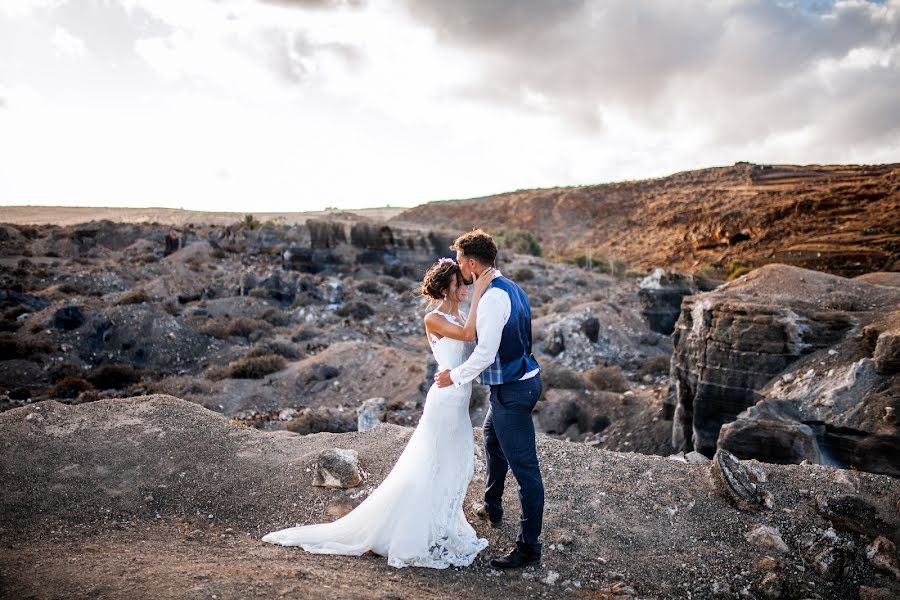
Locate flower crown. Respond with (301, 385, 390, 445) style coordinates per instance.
(437, 257, 457, 267)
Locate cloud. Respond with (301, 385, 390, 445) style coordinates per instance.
(400, 0, 900, 148)
(51, 26, 86, 57)
(260, 0, 365, 7)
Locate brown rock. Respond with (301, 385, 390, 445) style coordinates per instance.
(709, 449, 765, 511)
(867, 536, 900, 581)
(745, 525, 789, 554)
(755, 556, 782, 571)
(312, 448, 362, 489)
(753, 571, 782, 599)
(859, 586, 897, 600)
(802, 529, 853, 580)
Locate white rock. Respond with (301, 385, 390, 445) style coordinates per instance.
(745, 524, 789, 554)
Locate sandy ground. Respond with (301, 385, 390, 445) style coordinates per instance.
(0, 206, 406, 227)
(2, 397, 899, 600)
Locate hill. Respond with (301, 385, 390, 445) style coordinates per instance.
(393, 163, 900, 278)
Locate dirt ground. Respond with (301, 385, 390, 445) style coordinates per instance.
(0, 519, 593, 600)
(1, 397, 899, 600)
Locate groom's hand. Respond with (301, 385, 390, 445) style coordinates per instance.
(434, 369, 453, 388)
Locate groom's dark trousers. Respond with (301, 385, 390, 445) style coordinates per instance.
(483, 373, 544, 555)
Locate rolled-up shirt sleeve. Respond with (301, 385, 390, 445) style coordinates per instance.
(449, 288, 509, 386)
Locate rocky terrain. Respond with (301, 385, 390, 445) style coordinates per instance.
(1, 162, 898, 598)
(0, 213, 671, 454)
(2, 395, 899, 600)
(395, 163, 900, 278)
(667, 264, 900, 477)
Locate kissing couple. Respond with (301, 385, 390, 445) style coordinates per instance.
(263, 229, 544, 570)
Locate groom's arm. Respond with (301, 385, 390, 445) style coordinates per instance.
(441, 288, 510, 387)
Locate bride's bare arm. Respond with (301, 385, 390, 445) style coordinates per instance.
(423, 268, 495, 342)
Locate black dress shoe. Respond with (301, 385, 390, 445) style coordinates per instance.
(489, 546, 540, 569)
(473, 502, 502, 528)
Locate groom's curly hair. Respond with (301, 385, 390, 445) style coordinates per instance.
(451, 229, 497, 266)
(420, 260, 462, 302)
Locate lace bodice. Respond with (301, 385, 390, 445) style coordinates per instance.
(428, 310, 471, 372)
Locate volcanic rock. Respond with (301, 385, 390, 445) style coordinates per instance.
(312, 448, 363, 488)
(669, 264, 900, 469)
(357, 397, 386, 432)
(638, 268, 720, 335)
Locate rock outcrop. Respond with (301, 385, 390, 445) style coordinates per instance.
(638, 268, 720, 335)
(283, 219, 456, 275)
(668, 264, 900, 476)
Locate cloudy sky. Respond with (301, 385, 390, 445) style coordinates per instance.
(1, 0, 898, 212)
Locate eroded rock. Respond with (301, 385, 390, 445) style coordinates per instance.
(867, 536, 900, 581)
(745, 525, 789, 554)
(312, 448, 362, 489)
(357, 397, 386, 433)
(709, 449, 766, 512)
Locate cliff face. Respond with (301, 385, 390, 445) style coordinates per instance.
(2, 395, 898, 600)
(667, 264, 900, 476)
(283, 218, 456, 274)
(394, 163, 900, 277)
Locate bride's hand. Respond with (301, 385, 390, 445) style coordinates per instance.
(473, 267, 495, 295)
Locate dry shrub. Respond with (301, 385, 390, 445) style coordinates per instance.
(3, 306, 31, 320)
(728, 266, 752, 281)
(513, 267, 535, 281)
(145, 377, 212, 397)
(136, 253, 159, 265)
(291, 325, 321, 342)
(0, 332, 54, 361)
(0, 319, 21, 332)
(637, 355, 670, 378)
(379, 276, 412, 295)
(540, 360, 586, 390)
(585, 364, 628, 392)
(335, 301, 374, 320)
(87, 364, 148, 390)
(356, 280, 381, 294)
(56, 282, 83, 295)
(225, 354, 286, 379)
(114, 288, 149, 306)
(246, 341, 303, 360)
(49, 376, 94, 398)
(260, 307, 291, 327)
(199, 316, 273, 339)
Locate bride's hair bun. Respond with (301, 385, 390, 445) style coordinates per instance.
(421, 259, 461, 301)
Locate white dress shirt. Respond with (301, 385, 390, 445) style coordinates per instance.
(448, 271, 540, 387)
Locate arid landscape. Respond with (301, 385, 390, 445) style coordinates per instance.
(1, 162, 899, 599)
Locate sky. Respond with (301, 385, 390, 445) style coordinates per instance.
(0, 0, 898, 212)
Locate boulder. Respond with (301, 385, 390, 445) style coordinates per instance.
(745, 524, 789, 554)
(312, 448, 363, 488)
(357, 397, 387, 433)
(543, 328, 565, 356)
(718, 400, 822, 465)
(873, 328, 900, 375)
(867, 536, 900, 581)
(708, 449, 766, 512)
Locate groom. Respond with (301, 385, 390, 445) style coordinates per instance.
(434, 229, 544, 569)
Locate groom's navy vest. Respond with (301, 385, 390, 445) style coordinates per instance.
(479, 276, 540, 385)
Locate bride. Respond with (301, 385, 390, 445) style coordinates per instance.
(262, 257, 495, 569)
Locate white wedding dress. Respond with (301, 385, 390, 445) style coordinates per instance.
(262, 310, 489, 569)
